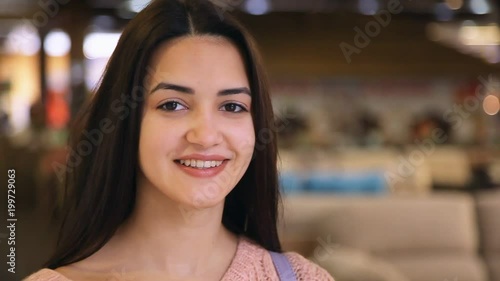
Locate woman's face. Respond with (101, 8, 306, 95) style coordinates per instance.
(138, 36, 255, 209)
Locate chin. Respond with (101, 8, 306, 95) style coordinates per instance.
(188, 189, 227, 209)
(181, 179, 231, 204)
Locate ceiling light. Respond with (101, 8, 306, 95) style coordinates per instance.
(358, 0, 379, 16)
(245, 0, 270, 15)
(483, 95, 499, 115)
(83, 32, 121, 59)
(126, 0, 151, 13)
(44, 30, 71, 57)
(5, 23, 40, 56)
(470, 0, 491, 15)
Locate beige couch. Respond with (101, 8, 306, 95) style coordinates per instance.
(279, 191, 500, 281)
(477, 191, 500, 281)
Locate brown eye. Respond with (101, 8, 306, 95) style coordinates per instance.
(157, 101, 187, 111)
(221, 103, 246, 113)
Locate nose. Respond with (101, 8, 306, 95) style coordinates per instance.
(185, 110, 223, 148)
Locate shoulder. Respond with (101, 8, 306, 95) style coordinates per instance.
(284, 252, 335, 281)
(23, 268, 71, 281)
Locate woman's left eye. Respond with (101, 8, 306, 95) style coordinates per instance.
(220, 103, 247, 113)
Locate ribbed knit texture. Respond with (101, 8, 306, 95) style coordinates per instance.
(25, 236, 334, 280)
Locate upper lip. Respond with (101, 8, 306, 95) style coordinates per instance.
(175, 154, 228, 161)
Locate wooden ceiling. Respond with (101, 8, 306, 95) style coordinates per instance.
(0, 0, 499, 76)
(1, 0, 498, 16)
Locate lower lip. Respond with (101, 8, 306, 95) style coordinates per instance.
(175, 160, 228, 178)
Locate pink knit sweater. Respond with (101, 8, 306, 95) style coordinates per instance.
(25, 236, 334, 280)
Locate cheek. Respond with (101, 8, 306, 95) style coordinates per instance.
(231, 120, 255, 158)
(138, 116, 181, 165)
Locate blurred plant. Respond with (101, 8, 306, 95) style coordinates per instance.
(275, 107, 308, 148)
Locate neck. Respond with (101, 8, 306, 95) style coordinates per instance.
(101, 179, 238, 279)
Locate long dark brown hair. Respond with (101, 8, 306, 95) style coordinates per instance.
(45, 0, 281, 269)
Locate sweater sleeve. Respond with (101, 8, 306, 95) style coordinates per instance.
(285, 252, 335, 281)
(23, 269, 71, 281)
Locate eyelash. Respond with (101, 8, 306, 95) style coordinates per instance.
(157, 100, 248, 113)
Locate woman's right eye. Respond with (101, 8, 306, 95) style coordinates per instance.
(157, 101, 187, 111)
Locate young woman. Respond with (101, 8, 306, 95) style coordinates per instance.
(25, 0, 334, 280)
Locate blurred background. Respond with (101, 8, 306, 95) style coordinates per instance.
(0, 0, 500, 280)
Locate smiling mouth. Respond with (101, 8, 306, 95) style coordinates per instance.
(174, 159, 227, 169)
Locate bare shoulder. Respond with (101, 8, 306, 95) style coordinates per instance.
(284, 252, 335, 281)
(23, 265, 119, 281)
(49, 236, 129, 281)
(22, 259, 110, 281)
(40, 264, 115, 281)
(49, 258, 123, 281)
(23, 268, 71, 281)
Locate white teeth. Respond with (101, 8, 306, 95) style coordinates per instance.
(178, 159, 224, 169)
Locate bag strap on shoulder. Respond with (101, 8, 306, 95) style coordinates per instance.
(269, 251, 297, 281)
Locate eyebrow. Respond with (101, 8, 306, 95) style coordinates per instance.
(150, 82, 251, 96)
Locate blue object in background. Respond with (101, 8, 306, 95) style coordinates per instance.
(279, 172, 305, 194)
(303, 170, 388, 194)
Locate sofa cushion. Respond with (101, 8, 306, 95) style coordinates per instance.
(476, 190, 500, 253)
(383, 254, 488, 281)
(485, 256, 500, 281)
(321, 193, 478, 255)
(279, 195, 343, 256)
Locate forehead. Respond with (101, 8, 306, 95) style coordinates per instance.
(146, 35, 249, 88)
